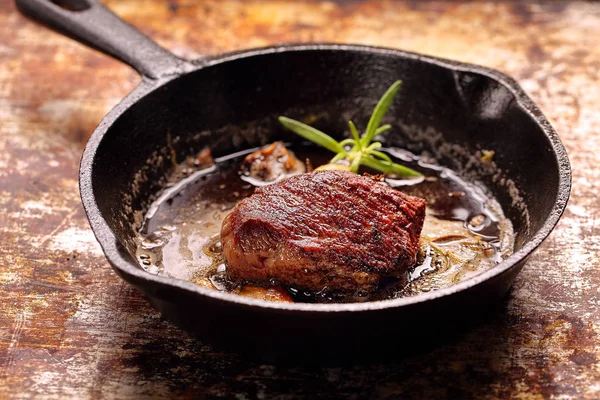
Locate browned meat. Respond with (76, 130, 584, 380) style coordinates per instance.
(237, 285, 294, 302)
(241, 141, 305, 182)
(195, 146, 215, 169)
(221, 170, 426, 292)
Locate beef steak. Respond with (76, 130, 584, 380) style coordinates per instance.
(220, 170, 426, 292)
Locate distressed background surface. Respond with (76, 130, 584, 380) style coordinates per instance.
(1, 1, 599, 398)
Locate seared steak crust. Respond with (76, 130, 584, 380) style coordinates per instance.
(221, 170, 426, 292)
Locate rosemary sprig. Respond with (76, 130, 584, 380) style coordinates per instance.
(278, 80, 422, 177)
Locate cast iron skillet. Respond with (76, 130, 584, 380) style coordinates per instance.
(17, 0, 570, 363)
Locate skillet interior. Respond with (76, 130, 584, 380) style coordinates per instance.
(82, 46, 568, 361)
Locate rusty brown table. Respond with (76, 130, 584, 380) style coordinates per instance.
(1, 1, 599, 398)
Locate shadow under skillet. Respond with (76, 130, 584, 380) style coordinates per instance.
(114, 290, 515, 399)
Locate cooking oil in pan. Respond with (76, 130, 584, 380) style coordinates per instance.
(134, 145, 514, 303)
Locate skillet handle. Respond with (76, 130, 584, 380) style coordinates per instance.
(15, 0, 190, 79)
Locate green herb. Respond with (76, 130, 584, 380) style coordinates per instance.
(278, 80, 422, 177)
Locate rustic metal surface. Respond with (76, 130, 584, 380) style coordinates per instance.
(1, 0, 598, 398)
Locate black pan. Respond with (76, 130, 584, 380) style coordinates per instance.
(17, 0, 571, 363)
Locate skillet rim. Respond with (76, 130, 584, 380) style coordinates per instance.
(79, 43, 571, 313)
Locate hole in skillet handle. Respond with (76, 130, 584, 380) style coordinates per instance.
(50, 0, 90, 12)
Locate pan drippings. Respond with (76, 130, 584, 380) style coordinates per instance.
(134, 145, 514, 303)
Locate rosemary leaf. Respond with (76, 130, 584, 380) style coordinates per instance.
(366, 142, 382, 151)
(375, 124, 392, 136)
(278, 116, 344, 154)
(348, 120, 360, 142)
(369, 150, 393, 163)
(361, 156, 422, 177)
(330, 152, 347, 163)
(339, 139, 355, 148)
(362, 80, 402, 147)
(350, 154, 362, 173)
